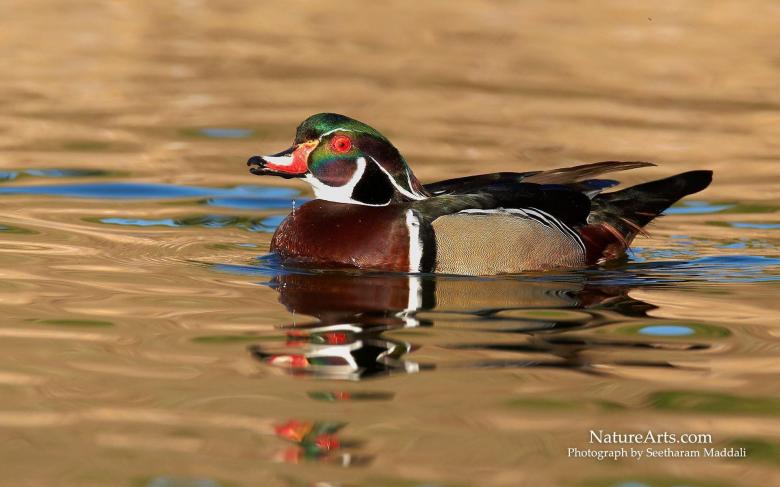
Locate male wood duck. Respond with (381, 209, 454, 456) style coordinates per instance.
(247, 113, 712, 275)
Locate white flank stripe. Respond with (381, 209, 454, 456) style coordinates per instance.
(405, 209, 423, 273)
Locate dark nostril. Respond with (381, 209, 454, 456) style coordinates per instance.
(246, 156, 264, 166)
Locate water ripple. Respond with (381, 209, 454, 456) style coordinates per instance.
(97, 215, 281, 232)
(0, 182, 298, 201)
(0, 168, 111, 181)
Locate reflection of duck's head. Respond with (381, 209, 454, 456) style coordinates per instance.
(255, 272, 438, 380)
(250, 322, 424, 380)
(273, 419, 372, 466)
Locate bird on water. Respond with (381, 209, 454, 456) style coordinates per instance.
(246, 113, 712, 275)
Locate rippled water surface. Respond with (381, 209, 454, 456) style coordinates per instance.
(1, 2, 779, 486)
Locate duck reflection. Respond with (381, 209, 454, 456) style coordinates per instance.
(449, 284, 708, 374)
(250, 272, 435, 380)
(273, 419, 372, 467)
(249, 270, 710, 379)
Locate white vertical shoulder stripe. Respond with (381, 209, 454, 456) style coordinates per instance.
(405, 209, 423, 273)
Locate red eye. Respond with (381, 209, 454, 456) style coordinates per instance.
(330, 135, 352, 153)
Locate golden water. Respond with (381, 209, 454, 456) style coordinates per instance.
(1, 2, 779, 486)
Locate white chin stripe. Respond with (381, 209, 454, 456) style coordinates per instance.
(262, 155, 294, 167)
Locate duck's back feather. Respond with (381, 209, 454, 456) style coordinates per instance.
(424, 161, 655, 195)
(414, 163, 712, 272)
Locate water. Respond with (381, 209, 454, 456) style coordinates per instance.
(1, 2, 779, 486)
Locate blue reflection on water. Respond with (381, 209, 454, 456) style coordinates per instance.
(665, 200, 733, 215)
(638, 325, 694, 337)
(0, 182, 211, 199)
(0, 181, 298, 200)
(99, 214, 284, 232)
(0, 181, 306, 212)
(101, 217, 179, 227)
(729, 222, 780, 229)
(198, 128, 254, 138)
(146, 477, 222, 487)
(210, 250, 780, 286)
(24, 168, 108, 177)
(205, 197, 297, 210)
(590, 255, 780, 285)
(212, 254, 310, 278)
(719, 242, 747, 249)
(260, 215, 286, 228)
(0, 168, 109, 180)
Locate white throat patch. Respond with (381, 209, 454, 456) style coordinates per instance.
(302, 130, 428, 206)
(305, 156, 428, 207)
(305, 156, 386, 206)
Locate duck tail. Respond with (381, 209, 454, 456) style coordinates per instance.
(579, 170, 713, 263)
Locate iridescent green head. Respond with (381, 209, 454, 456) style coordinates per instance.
(247, 113, 428, 206)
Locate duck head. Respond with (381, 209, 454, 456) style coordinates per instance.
(247, 113, 428, 206)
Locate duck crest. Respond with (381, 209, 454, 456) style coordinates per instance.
(247, 113, 713, 275)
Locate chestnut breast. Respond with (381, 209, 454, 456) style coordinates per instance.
(270, 200, 411, 271)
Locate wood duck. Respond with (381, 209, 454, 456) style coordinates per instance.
(247, 113, 712, 275)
